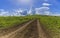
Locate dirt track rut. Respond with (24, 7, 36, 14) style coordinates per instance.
(0, 20, 49, 38)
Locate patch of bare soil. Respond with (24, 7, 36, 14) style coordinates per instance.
(13, 20, 39, 38)
(0, 20, 34, 38)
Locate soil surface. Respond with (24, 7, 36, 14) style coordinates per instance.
(0, 20, 50, 38)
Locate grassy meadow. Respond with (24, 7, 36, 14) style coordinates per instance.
(0, 16, 35, 29)
(39, 15, 60, 38)
(0, 15, 60, 38)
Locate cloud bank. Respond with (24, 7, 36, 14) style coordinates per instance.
(0, 8, 60, 16)
(0, 9, 26, 16)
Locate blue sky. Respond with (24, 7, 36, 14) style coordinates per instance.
(0, 0, 60, 15)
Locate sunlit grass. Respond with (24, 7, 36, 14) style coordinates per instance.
(39, 16, 60, 38)
(0, 16, 34, 28)
(0, 15, 60, 38)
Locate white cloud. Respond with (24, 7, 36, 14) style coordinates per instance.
(14, 9, 24, 16)
(13, 9, 28, 16)
(50, 14, 60, 16)
(35, 2, 51, 15)
(0, 9, 9, 16)
(0, 9, 60, 16)
(35, 6, 60, 16)
(35, 6, 50, 15)
(42, 3, 51, 6)
(0, 9, 25, 16)
(28, 9, 33, 15)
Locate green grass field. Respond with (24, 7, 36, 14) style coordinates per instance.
(39, 15, 60, 38)
(0, 15, 60, 38)
(0, 16, 35, 29)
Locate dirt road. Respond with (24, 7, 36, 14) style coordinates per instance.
(0, 20, 49, 38)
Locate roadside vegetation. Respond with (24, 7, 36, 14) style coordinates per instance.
(0, 16, 34, 29)
(39, 15, 60, 38)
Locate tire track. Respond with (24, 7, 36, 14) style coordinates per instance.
(0, 20, 49, 38)
(9, 20, 39, 38)
(22, 20, 38, 38)
(11, 20, 48, 38)
(0, 20, 34, 38)
(37, 20, 48, 38)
